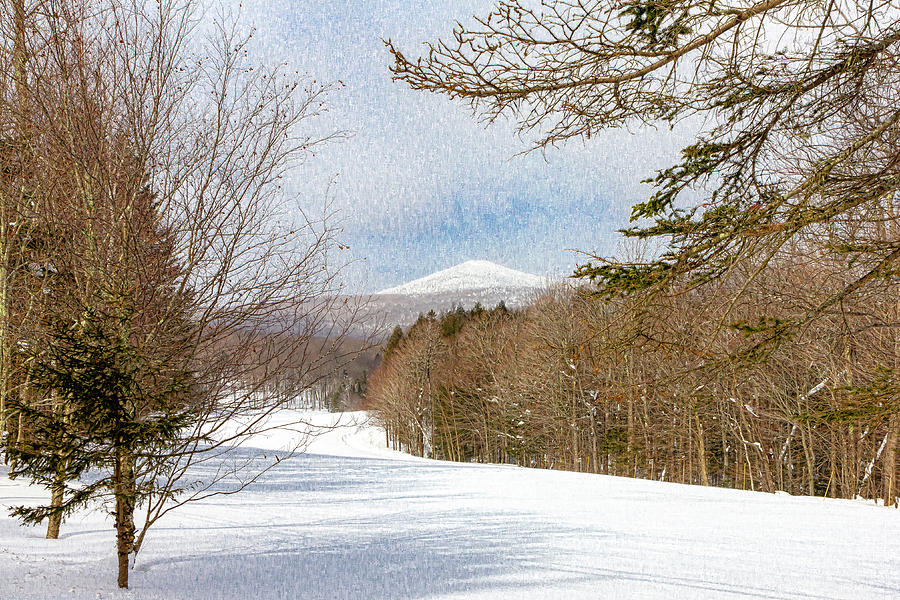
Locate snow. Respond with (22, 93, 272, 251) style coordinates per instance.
(376, 260, 545, 296)
(3, 410, 900, 599)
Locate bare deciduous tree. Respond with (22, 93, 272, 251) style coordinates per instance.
(2, 0, 362, 588)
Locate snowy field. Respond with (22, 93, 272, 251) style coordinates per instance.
(2, 410, 900, 599)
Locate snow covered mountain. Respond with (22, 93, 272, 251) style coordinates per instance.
(376, 260, 545, 297)
(361, 260, 550, 331)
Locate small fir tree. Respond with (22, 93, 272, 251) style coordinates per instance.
(7, 307, 198, 589)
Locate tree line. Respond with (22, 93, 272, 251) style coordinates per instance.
(0, 0, 354, 588)
(368, 255, 899, 505)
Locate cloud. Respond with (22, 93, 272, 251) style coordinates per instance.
(205, 0, 694, 292)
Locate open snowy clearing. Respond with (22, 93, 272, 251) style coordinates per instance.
(2, 410, 899, 599)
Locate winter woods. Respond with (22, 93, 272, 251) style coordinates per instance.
(0, 0, 353, 588)
(1, 0, 899, 592)
(378, 0, 900, 506)
(369, 266, 900, 504)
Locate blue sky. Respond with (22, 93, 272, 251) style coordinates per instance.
(219, 0, 693, 293)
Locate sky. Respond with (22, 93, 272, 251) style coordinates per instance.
(216, 0, 694, 293)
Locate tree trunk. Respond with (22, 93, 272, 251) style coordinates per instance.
(46, 391, 68, 539)
(743, 446, 755, 491)
(627, 390, 634, 477)
(570, 396, 578, 472)
(0, 0, 28, 457)
(588, 406, 599, 474)
(882, 415, 897, 507)
(46, 463, 65, 539)
(800, 426, 816, 496)
(696, 415, 709, 486)
(115, 448, 136, 589)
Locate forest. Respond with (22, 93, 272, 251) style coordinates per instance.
(371, 0, 900, 507)
(368, 258, 900, 503)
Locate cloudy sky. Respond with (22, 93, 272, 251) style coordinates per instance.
(220, 0, 693, 293)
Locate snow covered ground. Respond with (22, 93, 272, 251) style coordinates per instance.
(2, 410, 900, 599)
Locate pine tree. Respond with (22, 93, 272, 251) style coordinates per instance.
(7, 308, 196, 588)
(5, 157, 198, 587)
(383, 325, 404, 361)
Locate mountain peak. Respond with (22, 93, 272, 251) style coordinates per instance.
(376, 260, 544, 297)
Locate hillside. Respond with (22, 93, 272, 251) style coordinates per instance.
(352, 260, 551, 332)
(376, 260, 545, 297)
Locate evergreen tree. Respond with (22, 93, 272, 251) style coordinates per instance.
(383, 325, 404, 361)
(7, 308, 197, 588)
(439, 307, 466, 338)
(5, 156, 198, 587)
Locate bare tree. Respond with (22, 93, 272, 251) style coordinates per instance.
(2, 0, 361, 588)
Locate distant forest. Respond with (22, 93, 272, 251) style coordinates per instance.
(367, 268, 900, 505)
